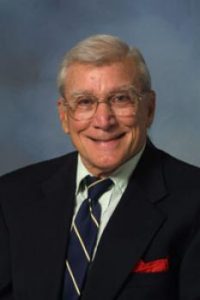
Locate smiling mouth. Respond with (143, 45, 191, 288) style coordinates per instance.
(89, 133, 125, 143)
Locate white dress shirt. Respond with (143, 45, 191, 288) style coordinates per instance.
(72, 145, 145, 257)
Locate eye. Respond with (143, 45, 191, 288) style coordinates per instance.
(112, 93, 132, 104)
(76, 97, 95, 107)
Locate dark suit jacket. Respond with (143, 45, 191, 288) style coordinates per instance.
(1, 143, 200, 300)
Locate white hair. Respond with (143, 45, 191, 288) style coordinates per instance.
(57, 34, 152, 97)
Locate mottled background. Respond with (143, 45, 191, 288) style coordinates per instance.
(1, 0, 200, 175)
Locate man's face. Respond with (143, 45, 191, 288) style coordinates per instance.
(58, 59, 155, 177)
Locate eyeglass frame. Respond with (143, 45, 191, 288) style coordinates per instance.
(62, 85, 149, 121)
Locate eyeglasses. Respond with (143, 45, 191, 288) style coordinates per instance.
(63, 85, 147, 121)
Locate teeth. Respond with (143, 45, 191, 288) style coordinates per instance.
(91, 134, 124, 142)
(89, 133, 125, 142)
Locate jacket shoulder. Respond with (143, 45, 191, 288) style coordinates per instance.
(157, 147, 200, 187)
(0, 152, 78, 185)
(141, 142, 200, 190)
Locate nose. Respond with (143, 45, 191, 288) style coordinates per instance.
(92, 102, 117, 130)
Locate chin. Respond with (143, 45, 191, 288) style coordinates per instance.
(90, 158, 124, 176)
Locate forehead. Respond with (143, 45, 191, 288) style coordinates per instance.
(64, 59, 141, 94)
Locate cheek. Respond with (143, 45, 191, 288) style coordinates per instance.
(67, 119, 90, 143)
(132, 107, 150, 130)
(119, 114, 140, 132)
(122, 114, 148, 145)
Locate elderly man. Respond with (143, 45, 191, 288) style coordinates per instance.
(1, 34, 200, 300)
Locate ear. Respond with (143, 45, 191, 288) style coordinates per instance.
(146, 90, 156, 128)
(57, 97, 70, 133)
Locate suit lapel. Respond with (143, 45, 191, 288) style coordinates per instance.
(27, 154, 77, 299)
(82, 144, 168, 300)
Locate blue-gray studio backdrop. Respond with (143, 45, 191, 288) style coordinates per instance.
(1, 0, 200, 175)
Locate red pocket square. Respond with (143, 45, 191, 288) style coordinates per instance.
(133, 258, 169, 273)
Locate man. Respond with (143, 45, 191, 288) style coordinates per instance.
(1, 34, 200, 300)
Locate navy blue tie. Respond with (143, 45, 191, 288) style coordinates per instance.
(62, 176, 113, 299)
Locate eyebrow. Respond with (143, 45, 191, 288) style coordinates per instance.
(70, 85, 136, 98)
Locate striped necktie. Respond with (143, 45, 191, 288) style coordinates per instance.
(62, 175, 113, 300)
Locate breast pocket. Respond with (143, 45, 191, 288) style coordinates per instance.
(129, 271, 170, 287)
(117, 272, 176, 300)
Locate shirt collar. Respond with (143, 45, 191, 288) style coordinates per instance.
(76, 144, 145, 195)
(109, 144, 145, 193)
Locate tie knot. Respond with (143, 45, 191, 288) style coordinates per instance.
(84, 175, 113, 203)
